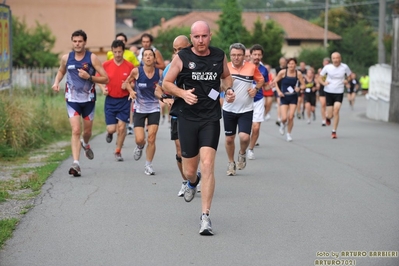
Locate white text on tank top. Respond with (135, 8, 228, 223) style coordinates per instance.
(134, 67, 160, 113)
(65, 51, 96, 103)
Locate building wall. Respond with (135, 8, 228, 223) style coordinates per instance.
(282, 40, 323, 58)
(8, 0, 115, 59)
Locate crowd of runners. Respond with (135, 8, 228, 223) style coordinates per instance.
(52, 20, 365, 236)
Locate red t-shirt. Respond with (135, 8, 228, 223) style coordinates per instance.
(102, 59, 134, 98)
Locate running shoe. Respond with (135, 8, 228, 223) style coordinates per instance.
(68, 163, 81, 177)
(133, 145, 143, 161)
(264, 113, 271, 121)
(237, 153, 246, 170)
(199, 214, 214, 235)
(178, 181, 187, 197)
(331, 131, 337, 139)
(80, 140, 94, 160)
(275, 120, 281, 127)
(106, 133, 113, 143)
(307, 119, 311, 124)
(279, 123, 286, 135)
(184, 182, 197, 202)
(255, 143, 260, 147)
(144, 164, 155, 175)
(321, 121, 326, 127)
(326, 118, 331, 126)
(247, 149, 255, 160)
(226, 162, 236, 176)
(286, 133, 293, 142)
(115, 152, 124, 162)
(297, 112, 302, 119)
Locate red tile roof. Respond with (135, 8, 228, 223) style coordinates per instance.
(128, 11, 341, 44)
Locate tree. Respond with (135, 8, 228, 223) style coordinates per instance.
(12, 16, 59, 68)
(214, 0, 250, 55)
(243, 19, 284, 67)
(261, 20, 284, 67)
(328, 20, 377, 74)
(154, 26, 191, 61)
(297, 47, 329, 70)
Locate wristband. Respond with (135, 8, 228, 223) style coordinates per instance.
(88, 75, 93, 82)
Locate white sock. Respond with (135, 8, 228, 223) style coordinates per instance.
(73, 160, 79, 165)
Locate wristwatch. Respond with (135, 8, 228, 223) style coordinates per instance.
(88, 75, 93, 82)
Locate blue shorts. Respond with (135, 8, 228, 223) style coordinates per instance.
(222, 110, 253, 136)
(66, 101, 95, 120)
(104, 96, 131, 125)
(280, 94, 298, 105)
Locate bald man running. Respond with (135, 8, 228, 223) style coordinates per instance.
(155, 35, 198, 197)
(163, 21, 233, 235)
(318, 52, 351, 139)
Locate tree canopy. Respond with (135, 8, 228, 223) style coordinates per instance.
(12, 16, 59, 68)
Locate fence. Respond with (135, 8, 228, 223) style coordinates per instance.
(11, 67, 61, 89)
(367, 64, 392, 122)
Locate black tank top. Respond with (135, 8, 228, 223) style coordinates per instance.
(174, 46, 225, 121)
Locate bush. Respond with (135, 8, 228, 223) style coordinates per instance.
(297, 47, 329, 70)
(0, 88, 105, 159)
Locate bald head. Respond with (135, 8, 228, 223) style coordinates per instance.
(173, 35, 190, 47)
(173, 35, 191, 55)
(191, 21, 210, 34)
(190, 20, 212, 55)
(331, 52, 342, 67)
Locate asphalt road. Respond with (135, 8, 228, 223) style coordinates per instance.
(1, 96, 398, 266)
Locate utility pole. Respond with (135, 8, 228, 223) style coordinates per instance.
(324, 0, 329, 48)
(378, 0, 386, 64)
(389, 0, 399, 123)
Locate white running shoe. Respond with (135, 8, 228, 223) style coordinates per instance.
(133, 145, 143, 161)
(144, 164, 155, 175)
(226, 162, 236, 176)
(178, 181, 187, 197)
(247, 149, 255, 160)
(279, 123, 286, 135)
(286, 133, 293, 142)
(236, 153, 246, 170)
(264, 113, 271, 121)
(199, 214, 213, 235)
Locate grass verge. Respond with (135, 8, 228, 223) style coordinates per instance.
(0, 219, 19, 248)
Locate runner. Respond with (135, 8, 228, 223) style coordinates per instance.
(303, 68, 318, 124)
(163, 21, 233, 235)
(274, 57, 287, 127)
(346, 72, 359, 110)
(318, 52, 352, 139)
(318, 57, 330, 126)
(223, 43, 264, 175)
(52, 30, 109, 176)
(154, 35, 201, 196)
(98, 40, 136, 161)
(274, 58, 306, 142)
(247, 44, 269, 160)
(125, 48, 163, 174)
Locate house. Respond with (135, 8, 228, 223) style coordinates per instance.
(8, 0, 138, 61)
(127, 11, 341, 58)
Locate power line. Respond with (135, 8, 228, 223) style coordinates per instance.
(133, 0, 395, 13)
